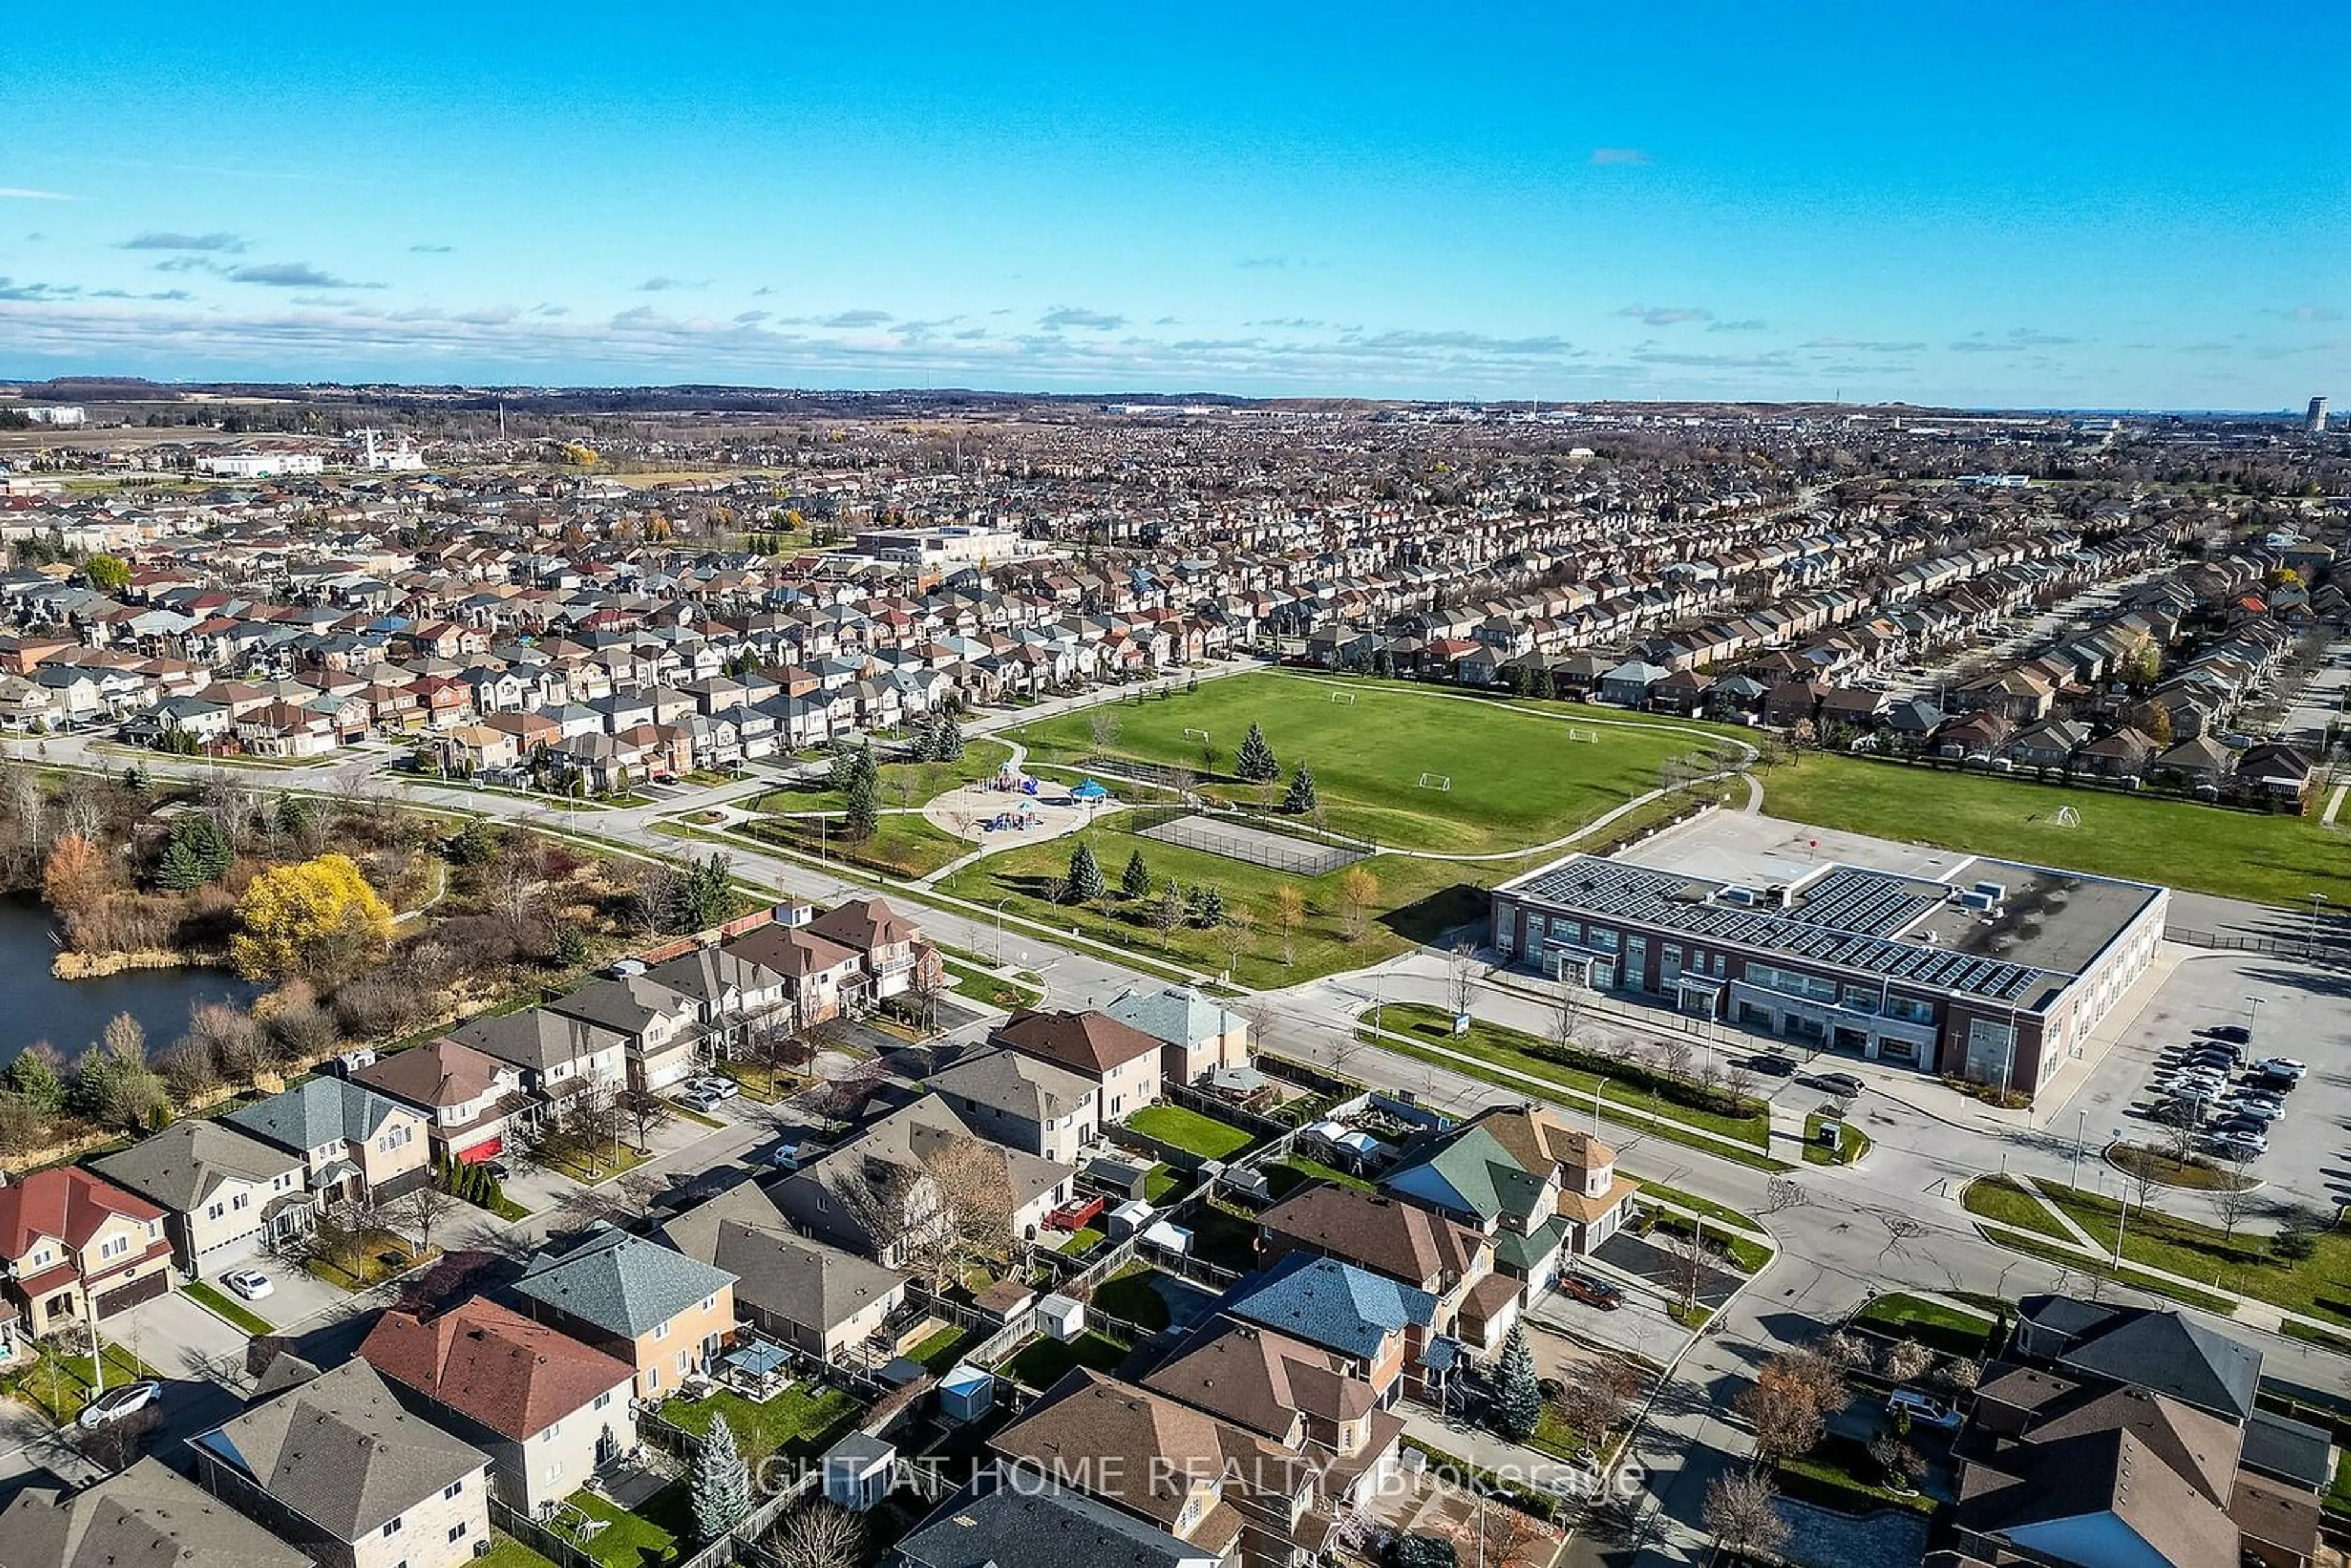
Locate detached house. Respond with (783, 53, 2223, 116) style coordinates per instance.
(192, 1359, 491, 1568)
(991, 1008, 1166, 1121)
(0, 1166, 176, 1341)
(353, 1038, 543, 1167)
(803, 897, 937, 1005)
(515, 1225, 737, 1399)
(94, 1119, 311, 1278)
(542, 973, 702, 1094)
(361, 1296, 639, 1515)
(0, 1457, 313, 1568)
(222, 1077, 430, 1209)
(1103, 985, 1253, 1087)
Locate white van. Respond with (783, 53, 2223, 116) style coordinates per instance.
(1886, 1388, 1962, 1430)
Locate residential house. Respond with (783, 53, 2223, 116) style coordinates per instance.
(0, 1457, 313, 1568)
(514, 1224, 737, 1399)
(771, 1097, 1076, 1268)
(658, 1182, 910, 1363)
(1220, 1253, 1439, 1405)
(0, 1166, 176, 1339)
(191, 1359, 491, 1568)
(803, 897, 937, 1005)
(222, 1078, 431, 1209)
(92, 1119, 311, 1278)
(353, 1038, 544, 1166)
(1254, 1183, 1501, 1356)
(991, 1008, 1166, 1122)
(360, 1296, 639, 1515)
(542, 973, 703, 1094)
(890, 1463, 1223, 1568)
(991, 1369, 1320, 1568)
(925, 1048, 1100, 1163)
(1103, 986, 1253, 1087)
(721, 920, 865, 1028)
(443, 1007, 629, 1097)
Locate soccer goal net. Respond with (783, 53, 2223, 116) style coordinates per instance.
(2053, 805, 2082, 827)
(1328, 690, 1358, 705)
(1417, 773, 1453, 792)
(1183, 727, 1212, 743)
(1567, 727, 1602, 743)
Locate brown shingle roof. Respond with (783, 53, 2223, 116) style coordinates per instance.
(360, 1297, 635, 1441)
(994, 1008, 1163, 1075)
(1258, 1184, 1484, 1289)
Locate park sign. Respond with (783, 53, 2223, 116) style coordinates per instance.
(1453, 1011, 1472, 1036)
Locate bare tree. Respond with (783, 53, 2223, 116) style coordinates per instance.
(1551, 978, 1584, 1054)
(826, 1158, 951, 1281)
(768, 1501, 866, 1568)
(396, 1179, 458, 1258)
(1550, 1355, 1645, 1446)
(1656, 1036, 1694, 1083)
(1448, 942, 1480, 1016)
(1880, 1337, 1934, 1384)
(1762, 1176, 1807, 1215)
(922, 1133, 1019, 1283)
(1220, 904, 1254, 977)
(1087, 708, 1120, 751)
(1702, 1468, 1790, 1562)
(617, 1087, 674, 1153)
(2209, 1153, 2259, 1239)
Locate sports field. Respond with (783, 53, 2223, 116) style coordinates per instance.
(1007, 673, 1734, 854)
(1761, 753, 2351, 909)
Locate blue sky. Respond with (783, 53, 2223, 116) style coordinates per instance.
(2, 2, 2341, 407)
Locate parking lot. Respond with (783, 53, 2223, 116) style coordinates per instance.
(2048, 948, 2351, 1212)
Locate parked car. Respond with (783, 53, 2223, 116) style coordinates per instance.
(2219, 1098, 2283, 1124)
(2209, 1024, 2252, 1045)
(1812, 1071, 1867, 1098)
(2210, 1131, 2268, 1158)
(766, 1142, 811, 1172)
(1559, 1272, 1624, 1311)
(1886, 1389, 1962, 1430)
(686, 1076, 741, 1101)
(222, 1269, 273, 1302)
(678, 1088, 725, 1114)
(484, 1160, 512, 1181)
(77, 1381, 162, 1430)
(2251, 1057, 2307, 1081)
(1748, 1054, 1798, 1078)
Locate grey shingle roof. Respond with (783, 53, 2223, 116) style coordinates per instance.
(0, 1457, 313, 1568)
(92, 1120, 303, 1213)
(892, 1463, 1212, 1568)
(192, 1360, 486, 1542)
(518, 1223, 737, 1338)
(220, 1078, 408, 1155)
(1223, 1253, 1436, 1361)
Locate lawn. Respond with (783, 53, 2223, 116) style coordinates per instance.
(1853, 1292, 1998, 1359)
(6, 1343, 159, 1427)
(740, 810, 970, 879)
(186, 1279, 274, 1335)
(1960, 1176, 2072, 1239)
(907, 1325, 973, 1371)
(658, 1382, 862, 1463)
(1265, 1155, 1376, 1198)
(475, 1533, 561, 1568)
(2033, 1181, 2351, 1324)
(533, 1142, 649, 1186)
(754, 738, 1014, 817)
(1778, 1432, 1937, 1517)
(554, 1483, 691, 1568)
(1142, 1163, 1187, 1203)
(999, 1329, 1130, 1388)
(304, 1236, 439, 1291)
(1760, 752, 2351, 910)
(1124, 1103, 1254, 1160)
(1006, 672, 1728, 855)
(1371, 1003, 1773, 1149)
(1803, 1113, 1872, 1166)
(1187, 1203, 1265, 1272)
(937, 816, 1532, 986)
(1976, 1224, 2238, 1315)
(1092, 1264, 1176, 1332)
(1635, 1180, 1769, 1236)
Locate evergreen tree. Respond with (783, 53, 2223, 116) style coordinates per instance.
(684, 853, 735, 929)
(1502, 663, 1528, 697)
(553, 925, 590, 968)
(690, 1414, 752, 1541)
(844, 768, 879, 841)
(1200, 885, 1225, 928)
(1234, 721, 1280, 782)
(1374, 648, 1397, 680)
(934, 713, 964, 761)
(275, 794, 313, 841)
(1284, 762, 1319, 816)
(1067, 841, 1105, 903)
(1491, 1326, 1542, 1441)
(1120, 849, 1152, 901)
(448, 816, 498, 866)
(1529, 664, 1555, 701)
(850, 741, 879, 793)
(156, 838, 209, 892)
(827, 742, 858, 795)
(1185, 884, 1208, 925)
(7, 1049, 65, 1117)
(119, 763, 149, 797)
(171, 817, 233, 883)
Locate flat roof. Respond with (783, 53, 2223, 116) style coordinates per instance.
(1501, 847, 2161, 1010)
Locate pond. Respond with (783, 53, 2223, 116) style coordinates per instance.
(0, 898, 263, 1065)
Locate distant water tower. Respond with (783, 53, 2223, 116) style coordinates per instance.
(2309, 396, 2330, 433)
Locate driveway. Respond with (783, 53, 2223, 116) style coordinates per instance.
(117, 1291, 251, 1387)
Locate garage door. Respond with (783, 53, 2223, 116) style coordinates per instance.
(94, 1270, 170, 1317)
(457, 1135, 504, 1163)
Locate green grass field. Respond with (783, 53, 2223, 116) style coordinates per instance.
(738, 811, 970, 877)
(1007, 672, 1728, 853)
(1762, 753, 2351, 910)
(936, 819, 1532, 985)
(1123, 1103, 1254, 1160)
(756, 738, 1013, 816)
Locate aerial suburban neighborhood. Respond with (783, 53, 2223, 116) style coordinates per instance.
(0, 385, 2341, 1568)
(0, 9, 2340, 1566)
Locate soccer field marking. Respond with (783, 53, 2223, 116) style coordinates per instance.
(1328, 690, 1357, 705)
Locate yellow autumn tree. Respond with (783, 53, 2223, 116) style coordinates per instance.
(231, 853, 394, 981)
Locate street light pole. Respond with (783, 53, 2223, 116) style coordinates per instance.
(2245, 995, 2263, 1035)
(1593, 1076, 1608, 1140)
(2308, 893, 2328, 961)
(2071, 1109, 2087, 1191)
(994, 897, 1012, 962)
